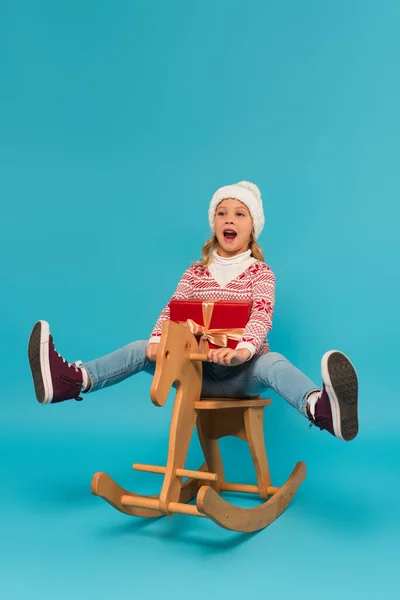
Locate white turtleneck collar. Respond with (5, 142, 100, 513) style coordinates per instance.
(208, 249, 255, 287)
(211, 249, 252, 266)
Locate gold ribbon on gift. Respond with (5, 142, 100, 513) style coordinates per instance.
(180, 301, 244, 353)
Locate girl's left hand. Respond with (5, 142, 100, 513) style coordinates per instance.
(207, 347, 251, 366)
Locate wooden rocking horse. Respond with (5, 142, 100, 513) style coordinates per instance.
(91, 320, 306, 532)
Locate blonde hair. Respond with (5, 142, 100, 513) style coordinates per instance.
(195, 231, 264, 267)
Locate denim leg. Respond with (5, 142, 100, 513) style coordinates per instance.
(82, 344, 319, 417)
(201, 362, 236, 398)
(83, 341, 231, 396)
(83, 340, 155, 392)
(208, 352, 320, 417)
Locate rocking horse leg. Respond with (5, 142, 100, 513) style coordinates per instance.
(244, 407, 272, 499)
(159, 375, 199, 513)
(196, 412, 225, 492)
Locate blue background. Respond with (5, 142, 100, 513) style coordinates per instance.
(1, 1, 399, 598)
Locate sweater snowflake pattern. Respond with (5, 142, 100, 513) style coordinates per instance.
(150, 261, 276, 357)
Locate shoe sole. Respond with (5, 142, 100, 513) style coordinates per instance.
(321, 350, 358, 441)
(28, 320, 53, 404)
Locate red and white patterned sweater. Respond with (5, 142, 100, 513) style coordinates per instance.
(149, 260, 276, 357)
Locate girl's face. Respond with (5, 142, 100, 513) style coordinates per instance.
(214, 199, 254, 257)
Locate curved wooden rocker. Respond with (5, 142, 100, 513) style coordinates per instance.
(91, 321, 306, 532)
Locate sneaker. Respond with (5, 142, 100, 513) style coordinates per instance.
(307, 350, 358, 441)
(28, 320, 84, 404)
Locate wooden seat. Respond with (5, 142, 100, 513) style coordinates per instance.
(196, 397, 271, 409)
(91, 321, 306, 532)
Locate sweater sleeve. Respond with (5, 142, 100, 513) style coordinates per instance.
(236, 263, 275, 358)
(148, 267, 193, 344)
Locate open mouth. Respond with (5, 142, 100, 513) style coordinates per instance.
(223, 229, 237, 242)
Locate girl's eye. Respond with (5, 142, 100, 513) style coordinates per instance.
(217, 211, 246, 216)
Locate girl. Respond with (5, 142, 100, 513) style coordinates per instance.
(28, 181, 358, 441)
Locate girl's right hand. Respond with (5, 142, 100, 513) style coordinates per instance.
(146, 343, 160, 362)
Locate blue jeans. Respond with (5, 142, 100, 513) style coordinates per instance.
(83, 341, 319, 418)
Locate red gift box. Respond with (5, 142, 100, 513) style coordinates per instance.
(169, 300, 252, 352)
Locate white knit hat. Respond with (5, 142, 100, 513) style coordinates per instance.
(208, 181, 265, 239)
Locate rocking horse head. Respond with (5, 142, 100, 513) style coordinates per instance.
(150, 320, 202, 407)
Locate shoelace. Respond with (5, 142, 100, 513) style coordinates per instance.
(55, 350, 80, 372)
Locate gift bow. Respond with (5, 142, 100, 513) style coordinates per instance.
(180, 301, 244, 353)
